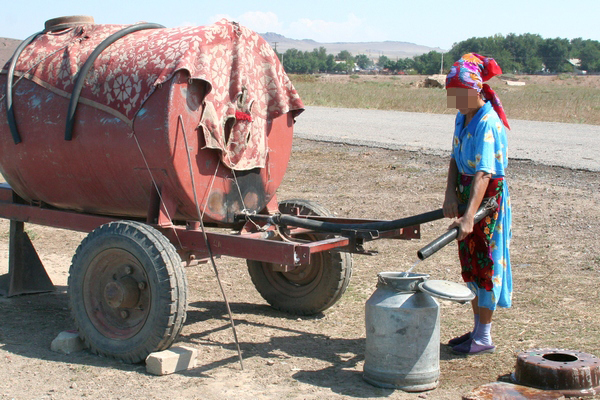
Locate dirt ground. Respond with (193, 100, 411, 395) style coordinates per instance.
(1, 138, 599, 399)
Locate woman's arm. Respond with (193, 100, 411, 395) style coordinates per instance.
(443, 158, 459, 218)
(450, 170, 491, 240)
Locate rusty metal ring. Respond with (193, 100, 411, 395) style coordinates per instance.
(44, 16, 95, 32)
(511, 348, 600, 397)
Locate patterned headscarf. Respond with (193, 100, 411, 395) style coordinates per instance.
(446, 53, 510, 130)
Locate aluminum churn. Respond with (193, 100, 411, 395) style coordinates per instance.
(363, 271, 474, 392)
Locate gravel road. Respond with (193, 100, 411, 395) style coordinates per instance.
(294, 106, 600, 171)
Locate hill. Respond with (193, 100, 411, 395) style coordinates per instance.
(0, 37, 21, 68)
(261, 32, 443, 60)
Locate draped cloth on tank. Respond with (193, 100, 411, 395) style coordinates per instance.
(1, 19, 304, 170)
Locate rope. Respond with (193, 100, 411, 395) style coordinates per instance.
(229, 168, 266, 232)
(178, 115, 244, 370)
(132, 132, 184, 251)
(200, 157, 220, 221)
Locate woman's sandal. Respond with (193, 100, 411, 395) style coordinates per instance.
(447, 332, 471, 347)
(452, 338, 496, 355)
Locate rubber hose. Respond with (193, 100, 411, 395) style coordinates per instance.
(5, 31, 43, 144)
(273, 204, 468, 234)
(65, 23, 165, 141)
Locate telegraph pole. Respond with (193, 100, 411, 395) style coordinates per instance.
(272, 41, 282, 63)
(440, 52, 444, 74)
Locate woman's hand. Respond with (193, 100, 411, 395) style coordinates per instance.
(443, 190, 459, 219)
(449, 216, 474, 241)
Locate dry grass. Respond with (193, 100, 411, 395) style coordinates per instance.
(292, 74, 600, 125)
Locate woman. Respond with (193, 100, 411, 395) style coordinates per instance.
(443, 53, 512, 355)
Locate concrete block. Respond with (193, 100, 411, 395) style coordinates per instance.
(51, 330, 85, 355)
(146, 346, 197, 376)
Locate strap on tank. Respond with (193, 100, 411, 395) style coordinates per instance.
(64, 23, 165, 141)
(5, 31, 43, 145)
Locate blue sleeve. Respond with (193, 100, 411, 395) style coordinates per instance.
(474, 118, 505, 175)
(450, 113, 461, 159)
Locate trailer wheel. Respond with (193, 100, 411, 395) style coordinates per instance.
(247, 199, 352, 315)
(68, 221, 187, 363)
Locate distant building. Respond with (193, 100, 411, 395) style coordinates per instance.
(568, 58, 586, 75)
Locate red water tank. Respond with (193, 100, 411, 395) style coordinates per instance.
(0, 18, 303, 226)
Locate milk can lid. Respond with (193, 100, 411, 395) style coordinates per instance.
(418, 280, 475, 304)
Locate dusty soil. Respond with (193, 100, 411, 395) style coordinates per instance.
(1, 138, 599, 399)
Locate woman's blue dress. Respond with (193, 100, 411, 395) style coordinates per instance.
(451, 101, 513, 310)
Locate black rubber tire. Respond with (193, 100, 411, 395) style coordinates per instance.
(247, 199, 353, 315)
(68, 221, 187, 363)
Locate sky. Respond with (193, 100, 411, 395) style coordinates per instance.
(1, 0, 598, 51)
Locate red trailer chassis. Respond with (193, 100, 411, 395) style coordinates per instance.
(0, 182, 420, 363)
(0, 182, 419, 296)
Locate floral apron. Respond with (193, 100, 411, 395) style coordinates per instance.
(457, 174, 503, 291)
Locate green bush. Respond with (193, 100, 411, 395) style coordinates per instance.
(289, 74, 318, 83)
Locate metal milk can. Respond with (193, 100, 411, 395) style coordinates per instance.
(363, 272, 475, 392)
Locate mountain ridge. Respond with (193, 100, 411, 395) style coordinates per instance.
(260, 32, 444, 59)
(0, 38, 21, 68)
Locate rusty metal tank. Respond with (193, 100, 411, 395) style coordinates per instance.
(0, 17, 303, 225)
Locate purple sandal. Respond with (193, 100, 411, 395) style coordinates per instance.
(452, 338, 496, 355)
(447, 332, 471, 347)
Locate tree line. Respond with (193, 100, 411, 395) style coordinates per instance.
(277, 34, 600, 75)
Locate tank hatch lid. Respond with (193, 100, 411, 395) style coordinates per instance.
(45, 16, 95, 32)
(418, 280, 475, 303)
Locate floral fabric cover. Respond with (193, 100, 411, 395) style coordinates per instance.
(2, 19, 304, 170)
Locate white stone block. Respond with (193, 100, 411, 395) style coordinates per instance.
(50, 331, 85, 355)
(145, 346, 197, 376)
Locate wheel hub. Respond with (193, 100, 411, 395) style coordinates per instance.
(103, 276, 140, 309)
(257, 251, 327, 300)
(282, 260, 318, 285)
(82, 250, 152, 339)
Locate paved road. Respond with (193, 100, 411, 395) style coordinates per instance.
(294, 106, 600, 172)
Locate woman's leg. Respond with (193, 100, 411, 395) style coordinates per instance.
(449, 298, 481, 346)
(478, 306, 493, 324)
(473, 306, 494, 345)
(471, 297, 480, 316)
(471, 298, 480, 335)
(452, 297, 495, 353)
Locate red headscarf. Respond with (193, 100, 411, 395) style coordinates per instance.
(446, 53, 510, 130)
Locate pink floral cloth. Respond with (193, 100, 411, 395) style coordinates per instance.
(2, 20, 304, 170)
(445, 53, 510, 130)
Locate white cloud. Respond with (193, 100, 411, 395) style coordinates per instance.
(204, 11, 385, 43)
(207, 11, 283, 33)
(238, 11, 283, 33)
(287, 13, 377, 42)
(208, 13, 234, 24)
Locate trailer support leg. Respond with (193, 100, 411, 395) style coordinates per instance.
(0, 220, 54, 297)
